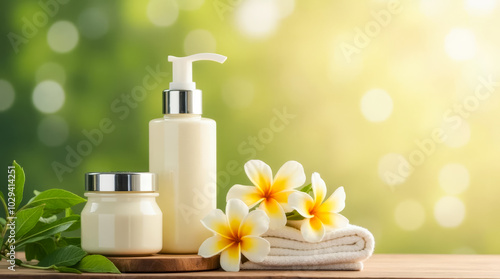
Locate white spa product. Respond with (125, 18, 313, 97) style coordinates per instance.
(81, 172, 162, 256)
(149, 53, 227, 253)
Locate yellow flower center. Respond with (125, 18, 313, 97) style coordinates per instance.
(259, 183, 272, 197)
(308, 203, 320, 216)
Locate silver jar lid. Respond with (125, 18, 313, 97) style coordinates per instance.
(85, 172, 156, 192)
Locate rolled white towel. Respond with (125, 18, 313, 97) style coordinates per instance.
(241, 224, 374, 271)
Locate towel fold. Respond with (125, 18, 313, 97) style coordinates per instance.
(241, 224, 374, 271)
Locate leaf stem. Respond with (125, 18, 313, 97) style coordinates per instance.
(0, 253, 54, 271)
(18, 262, 53, 270)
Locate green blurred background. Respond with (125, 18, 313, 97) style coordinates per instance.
(1, 0, 499, 254)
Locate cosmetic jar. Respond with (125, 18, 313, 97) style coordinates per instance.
(81, 172, 162, 256)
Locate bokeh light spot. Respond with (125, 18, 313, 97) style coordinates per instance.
(276, 0, 295, 18)
(360, 89, 394, 122)
(32, 81, 65, 114)
(0, 80, 15, 112)
(47, 21, 79, 53)
(434, 196, 465, 228)
(147, 0, 179, 27)
(36, 62, 66, 85)
(439, 163, 470, 195)
(443, 121, 471, 148)
(184, 29, 216, 55)
(221, 77, 255, 109)
(78, 7, 109, 39)
(444, 28, 477, 61)
(235, 0, 280, 38)
(37, 115, 69, 147)
(465, 0, 497, 16)
(177, 0, 205, 10)
(395, 200, 425, 231)
(378, 153, 412, 186)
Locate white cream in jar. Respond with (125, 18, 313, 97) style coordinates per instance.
(81, 172, 162, 256)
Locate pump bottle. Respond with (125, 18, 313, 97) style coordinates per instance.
(149, 53, 226, 253)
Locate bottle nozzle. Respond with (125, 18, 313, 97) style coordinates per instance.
(168, 53, 227, 90)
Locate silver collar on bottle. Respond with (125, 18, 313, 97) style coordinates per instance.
(163, 89, 202, 114)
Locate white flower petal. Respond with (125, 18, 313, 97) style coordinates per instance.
(198, 235, 234, 258)
(200, 209, 232, 238)
(272, 161, 306, 192)
(244, 160, 273, 194)
(300, 217, 325, 243)
(311, 172, 327, 206)
(239, 209, 269, 237)
(226, 199, 249, 237)
(220, 243, 241, 272)
(226, 184, 264, 208)
(259, 198, 287, 229)
(288, 191, 314, 218)
(320, 186, 346, 213)
(271, 190, 296, 212)
(332, 213, 349, 229)
(241, 236, 270, 263)
(315, 212, 349, 230)
(286, 219, 304, 230)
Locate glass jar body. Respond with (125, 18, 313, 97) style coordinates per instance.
(81, 192, 162, 255)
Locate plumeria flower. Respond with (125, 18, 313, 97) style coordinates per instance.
(226, 160, 306, 229)
(288, 172, 349, 242)
(198, 199, 271, 272)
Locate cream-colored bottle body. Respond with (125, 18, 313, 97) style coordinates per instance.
(149, 114, 216, 253)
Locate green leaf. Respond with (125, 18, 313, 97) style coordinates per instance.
(65, 207, 74, 217)
(25, 243, 36, 261)
(0, 217, 5, 232)
(15, 204, 45, 240)
(37, 245, 87, 267)
(299, 183, 312, 194)
(26, 190, 42, 205)
(61, 237, 81, 247)
(57, 236, 81, 248)
(74, 255, 121, 274)
(65, 215, 80, 232)
(25, 238, 57, 261)
(0, 191, 7, 217)
(13, 161, 25, 210)
(16, 215, 79, 247)
(26, 189, 86, 210)
(54, 266, 82, 274)
(286, 210, 305, 221)
(41, 208, 65, 218)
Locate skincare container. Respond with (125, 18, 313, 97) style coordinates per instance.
(81, 172, 162, 256)
(149, 53, 226, 253)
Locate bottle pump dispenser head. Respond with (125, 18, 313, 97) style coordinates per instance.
(163, 53, 227, 114)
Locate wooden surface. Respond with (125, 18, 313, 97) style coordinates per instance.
(107, 254, 220, 272)
(1, 254, 499, 278)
